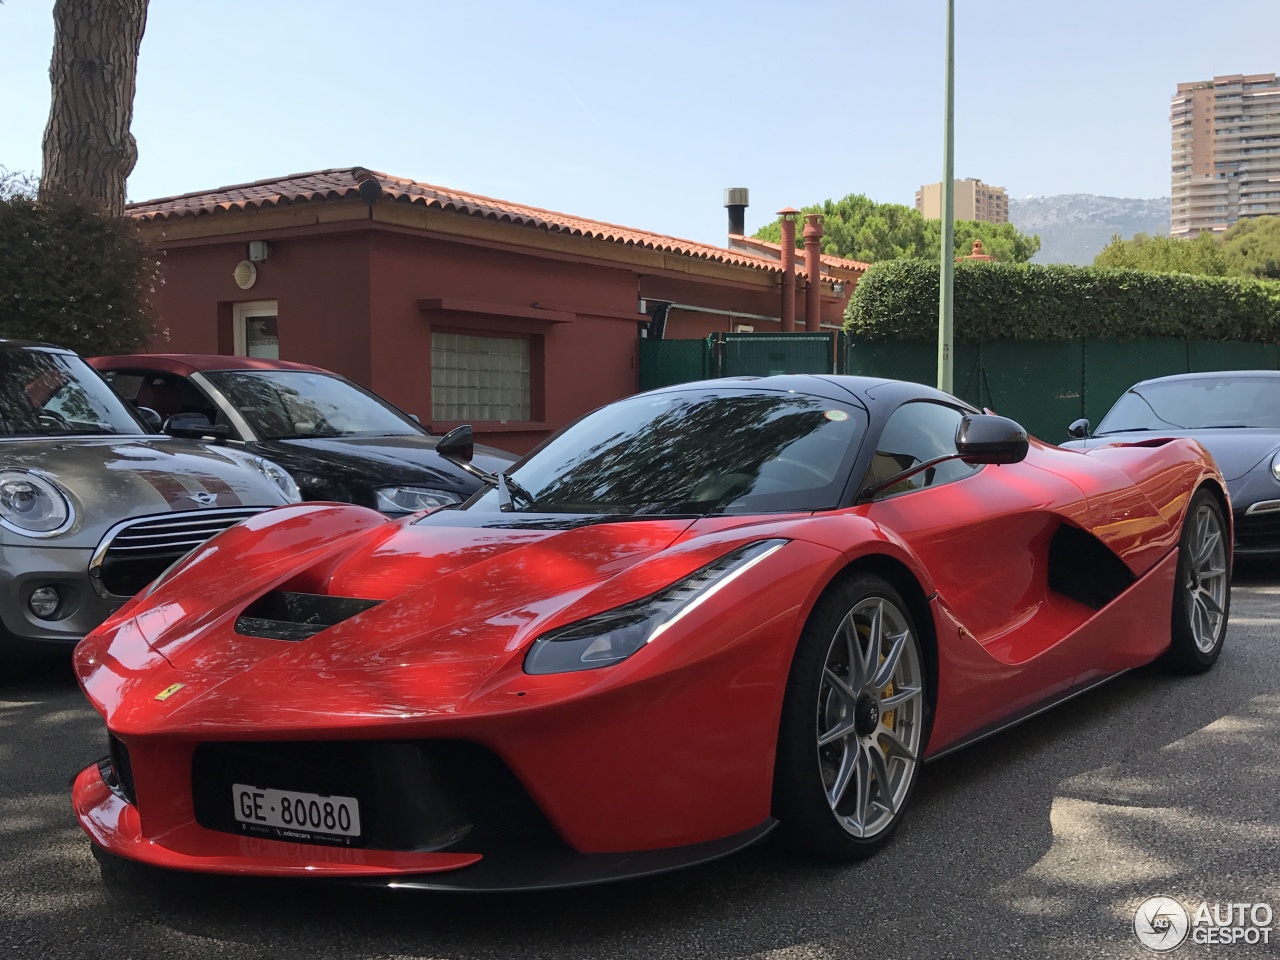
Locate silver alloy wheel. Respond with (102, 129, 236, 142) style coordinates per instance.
(816, 596, 924, 839)
(1184, 501, 1229, 653)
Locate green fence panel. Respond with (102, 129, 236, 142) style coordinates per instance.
(845, 341, 936, 386)
(719, 333, 836, 378)
(967, 340, 1084, 442)
(1083, 338, 1189, 427)
(638, 338, 707, 392)
(1188, 340, 1280, 372)
(950, 343, 985, 409)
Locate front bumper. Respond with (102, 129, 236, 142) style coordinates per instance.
(0, 544, 122, 655)
(1234, 501, 1280, 557)
(72, 753, 775, 890)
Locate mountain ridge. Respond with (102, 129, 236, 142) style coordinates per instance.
(1009, 194, 1170, 266)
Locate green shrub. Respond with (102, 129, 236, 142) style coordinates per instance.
(845, 258, 1280, 343)
(0, 190, 154, 356)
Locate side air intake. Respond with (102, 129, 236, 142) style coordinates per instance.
(1047, 524, 1137, 610)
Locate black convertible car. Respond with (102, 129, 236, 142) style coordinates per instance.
(91, 354, 516, 516)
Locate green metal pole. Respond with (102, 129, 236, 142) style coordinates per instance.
(937, 0, 955, 394)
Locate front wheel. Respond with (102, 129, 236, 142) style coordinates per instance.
(773, 574, 929, 861)
(1164, 488, 1230, 673)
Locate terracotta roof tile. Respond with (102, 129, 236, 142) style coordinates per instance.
(728, 234, 870, 272)
(127, 168, 861, 281)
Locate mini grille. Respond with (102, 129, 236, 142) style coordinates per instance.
(95, 508, 264, 597)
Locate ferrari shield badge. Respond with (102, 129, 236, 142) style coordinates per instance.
(154, 683, 185, 702)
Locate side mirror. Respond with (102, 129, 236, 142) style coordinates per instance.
(956, 414, 1028, 465)
(164, 412, 230, 442)
(135, 406, 163, 431)
(408, 413, 422, 424)
(1066, 418, 1091, 440)
(434, 424, 473, 462)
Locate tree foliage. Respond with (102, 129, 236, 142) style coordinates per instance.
(845, 258, 1280, 343)
(0, 184, 155, 356)
(1221, 216, 1280, 279)
(1093, 216, 1280, 280)
(1093, 232, 1228, 276)
(752, 193, 1040, 264)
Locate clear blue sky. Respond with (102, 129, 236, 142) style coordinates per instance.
(3, 0, 1279, 245)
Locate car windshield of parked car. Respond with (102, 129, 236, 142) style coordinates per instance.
(465, 387, 867, 516)
(0, 349, 144, 437)
(202, 371, 424, 440)
(1097, 376, 1280, 433)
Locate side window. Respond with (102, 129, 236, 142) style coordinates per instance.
(862, 401, 979, 498)
(133, 373, 220, 426)
(102, 371, 143, 402)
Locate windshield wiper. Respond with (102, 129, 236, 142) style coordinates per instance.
(496, 472, 540, 512)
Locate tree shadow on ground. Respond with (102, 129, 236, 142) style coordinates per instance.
(2, 577, 1278, 960)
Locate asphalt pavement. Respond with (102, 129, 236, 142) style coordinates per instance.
(2, 565, 1277, 960)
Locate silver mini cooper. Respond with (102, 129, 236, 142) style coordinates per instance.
(0, 339, 299, 657)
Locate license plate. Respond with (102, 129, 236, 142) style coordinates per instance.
(232, 784, 362, 839)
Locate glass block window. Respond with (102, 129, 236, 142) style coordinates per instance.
(431, 332, 531, 421)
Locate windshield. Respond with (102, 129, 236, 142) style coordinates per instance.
(463, 387, 867, 517)
(203, 370, 424, 440)
(0, 349, 145, 438)
(1097, 376, 1280, 433)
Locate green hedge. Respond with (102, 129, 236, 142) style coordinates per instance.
(844, 258, 1280, 343)
(0, 194, 154, 356)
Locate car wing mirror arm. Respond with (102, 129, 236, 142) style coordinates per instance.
(857, 454, 960, 504)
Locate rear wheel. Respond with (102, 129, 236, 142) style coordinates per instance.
(773, 574, 928, 860)
(1165, 488, 1230, 673)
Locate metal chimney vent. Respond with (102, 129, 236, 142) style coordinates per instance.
(724, 187, 749, 236)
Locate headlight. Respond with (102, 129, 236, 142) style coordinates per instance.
(523, 539, 787, 675)
(375, 486, 462, 513)
(1272, 450, 1280, 482)
(252, 457, 302, 503)
(0, 470, 72, 537)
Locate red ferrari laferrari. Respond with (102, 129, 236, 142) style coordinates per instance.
(72, 376, 1231, 891)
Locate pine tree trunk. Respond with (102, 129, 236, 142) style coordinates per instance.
(40, 0, 149, 217)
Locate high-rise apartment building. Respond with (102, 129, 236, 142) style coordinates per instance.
(1171, 73, 1280, 237)
(915, 179, 1009, 224)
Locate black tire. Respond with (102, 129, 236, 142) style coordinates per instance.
(92, 845, 170, 904)
(773, 573, 930, 861)
(1164, 488, 1231, 674)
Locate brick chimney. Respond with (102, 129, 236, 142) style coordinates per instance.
(778, 208, 799, 332)
(803, 213, 824, 332)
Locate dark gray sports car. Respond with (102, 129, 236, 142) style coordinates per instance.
(0, 340, 298, 657)
(1063, 370, 1280, 557)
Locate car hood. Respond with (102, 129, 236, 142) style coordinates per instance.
(0, 436, 287, 547)
(1077, 428, 1280, 482)
(81, 506, 799, 733)
(255, 435, 515, 500)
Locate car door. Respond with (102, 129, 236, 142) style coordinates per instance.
(859, 400, 1091, 661)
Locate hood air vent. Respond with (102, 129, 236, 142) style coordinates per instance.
(235, 591, 382, 641)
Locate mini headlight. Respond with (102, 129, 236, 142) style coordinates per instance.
(0, 470, 72, 536)
(252, 457, 302, 503)
(1272, 450, 1280, 482)
(523, 539, 788, 675)
(375, 486, 462, 513)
